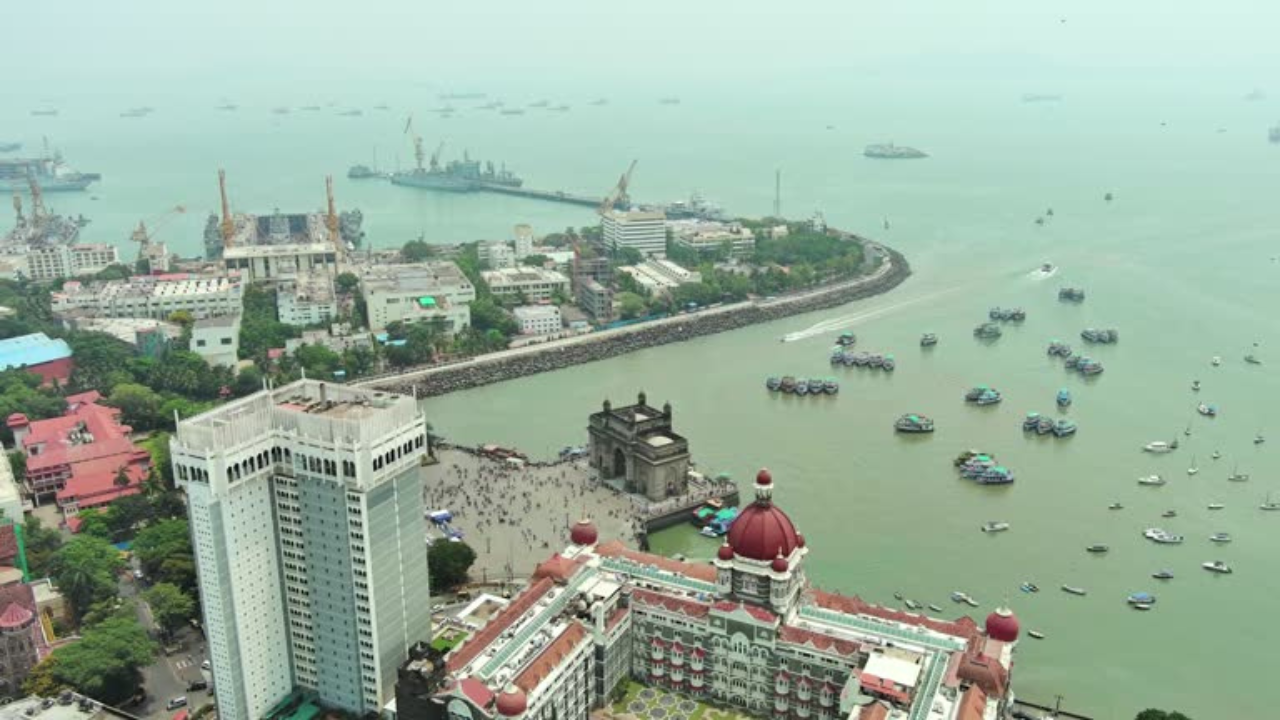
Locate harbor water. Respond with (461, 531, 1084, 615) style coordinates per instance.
(4, 78, 1278, 718)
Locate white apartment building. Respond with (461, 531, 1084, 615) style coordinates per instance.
(477, 241, 516, 270)
(670, 220, 757, 260)
(25, 244, 120, 281)
(481, 267, 569, 303)
(513, 224, 535, 260)
(513, 305, 563, 336)
(190, 314, 241, 367)
(277, 272, 339, 327)
(617, 259, 702, 295)
(602, 209, 667, 258)
(52, 275, 244, 321)
(360, 262, 475, 333)
(171, 381, 432, 720)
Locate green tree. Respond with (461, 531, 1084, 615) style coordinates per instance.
(133, 518, 195, 590)
(401, 239, 434, 262)
(335, 271, 361, 294)
(614, 247, 643, 266)
(7, 450, 25, 484)
(22, 655, 64, 696)
(65, 331, 137, 394)
(521, 254, 550, 267)
(48, 535, 125, 619)
(616, 292, 646, 320)
(107, 382, 164, 431)
(428, 540, 477, 591)
(73, 510, 113, 540)
(239, 282, 300, 359)
(143, 582, 196, 639)
(51, 614, 155, 704)
(22, 516, 63, 578)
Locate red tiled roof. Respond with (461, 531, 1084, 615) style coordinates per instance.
(0, 525, 17, 565)
(56, 455, 148, 505)
(23, 400, 134, 474)
(810, 589, 981, 640)
(957, 685, 989, 720)
(0, 582, 45, 653)
(446, 578, 555, 672)
(531, 554, 587, 584)
(712, 600, 777, 624)
(858, 702, 890, 720)
(957, 652, 1009, 698)
(594, 540, 718, 583)
(458, 677, 494, 709)
(859, 672, 911, 704)
(514, 622, 589, 693)
(778, 624, 861, 657)
(632, 588, 711, 619)
(605, 605, 629, 632)
(0, 601, 33, 629)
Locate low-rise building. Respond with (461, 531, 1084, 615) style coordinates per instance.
(482, 267, 569, 303)
(602, 208, 667, 257)
(670, 220, 757, 259)
(0, 334, 73, 386)
(190, 314, 241, 367)
(513, 306, 563, 336)
(576, 279, 614, 323)
(618, 259, 702, 295)
(277, 272, 339, 326)
(361, 262, 475, 333)
(52, 274, 244, 321)
(222, 242, 337, 282)
(24, 244, 120, 282)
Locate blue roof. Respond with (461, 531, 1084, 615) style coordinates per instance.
(0, 333, 72, 372)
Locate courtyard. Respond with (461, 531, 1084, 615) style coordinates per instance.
(605, 682, 755, 720)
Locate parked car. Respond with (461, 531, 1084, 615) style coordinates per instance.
(166, 697, 188, 711)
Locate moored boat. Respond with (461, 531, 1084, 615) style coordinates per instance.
(824, 378, 840, 395)
(1143, 440, 1177, 454)
(950, 591, 972, 604)
(1058, 287, 1085, 302)
(920, 333, 938, 347)
(780, 376, 796, 393)
(981, 521, 1010, 533)
(1138, 475, 1166, 486)
(1027, 630, 1046, 639)
(1086, 544, 1109, 554)
(895, 414, 935, 433)
(1202, 560, 1232, 574)
(1127, 592, 1156, 606)
(1020, 582, 1039, 593)
(1062, 585, 1087, 596)
(1053, 419, 1077, 437)
(1152, 570, 1174, 580)
(974, 389, 1003, 406)
(1035, 416, 1055, 435)
(881, 354, 896, 372)
(976, 466, 1015, 485)
(1209, 532, 1232, 543)
(766, 376, 781, 391)
(1047, 340, 1073, 357)
(1022, 412, 1042, 431)
(1056, 388, 1072, 407)
(836, 331, 857, 346)
(973, 322, 1003, 339)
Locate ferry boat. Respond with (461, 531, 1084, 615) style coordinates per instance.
(981, 521, 1010, 533)
(1143, 440, 1178, 454)
(766, 376, 781, 391)
(1138, 475, 1167, 486)
(1053, 419, 1077, 437)
(835, 332, 857, 347)
(1062, 585, 1088, 596)
(895, 414, 935, 433)
(1197, 403, 1218, 418)
(920, 333, 938, 347)
(1056, 389, 1072, 408)
(1209, 532, 1232, 544)
(1202, 561, 1232, 574)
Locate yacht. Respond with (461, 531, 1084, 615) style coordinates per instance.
(1208, 503, 1224, 510)
(1260, 493, 1280, 511)
(1138, 475, 1167, 486)
(1202, 560, 1232, 574)
(981, 521, 1010, 533)
(1228, 465, 1249, 482)
(1143, 440, 1177, 454)
(1062, 585, 1087, 596)
(1209, 532, 1232, 544)
(1197, 403, 1218, 418)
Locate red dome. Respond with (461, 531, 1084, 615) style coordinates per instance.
(771, 554, 789, 573)
(756, 468, 773, 486)
(495, 686, 528, 717)
(569, 519, 598, 546)
(796, 533, 806, 548)
(717, 543, 734, 561)
(727, 502, 799, 561)
(985, 606, 1020, 642)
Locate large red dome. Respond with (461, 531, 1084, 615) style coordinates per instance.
(569, 519, 598, 546)
(727, 501, 799, 561)
(985, 606, 1020, 642)
(495, 686, 527, 717)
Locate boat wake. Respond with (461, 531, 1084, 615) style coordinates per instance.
(1030, 265, 1059, 279)
(779, 285, 971, 343)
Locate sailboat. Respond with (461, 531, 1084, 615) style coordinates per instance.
(1228, 464, 1249, 482)
(1261, 493, 1280, 511)
(1187, 456, 1199, 476)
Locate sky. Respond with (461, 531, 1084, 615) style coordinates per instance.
(13, 0, 1279, 95)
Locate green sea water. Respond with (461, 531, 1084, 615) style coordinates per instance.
(6, 79, 1278, 717)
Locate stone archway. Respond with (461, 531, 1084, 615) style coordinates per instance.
(613, 447, 627, 479)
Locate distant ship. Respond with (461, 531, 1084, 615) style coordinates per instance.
(659, 97, 681, 105)
(864, 143, 928, 159)
(439, 92, 487, 101)
(30, 109, 58, 117)
(0, 142, 20, 153)
(0, 151, 100, 193)
(1270, 123, 1280, 144)
(391, 149, 523, 193)
(1022, 93, 1063, 103)
(216, 103, 238, 111)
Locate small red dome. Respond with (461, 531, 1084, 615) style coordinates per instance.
(495, 686, 528, 717)
(717, 543, 734, 561)
(796, 533, 806, 548)
(728, 502, 799, 561)
(756, 468, 773, 486)
(771, 553, 789, 573)
(985, 606, 1020, 642)
(569, 519, 598, 546)
(5, 413, 28, 428)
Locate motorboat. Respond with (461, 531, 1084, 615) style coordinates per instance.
(1020, 582, 1040, 593)
(895, 414, 935, 433)
(1161, 510, 1177, 518)
(882, 354, 896, 372)
(1138, 475, 1167, 486)
(1209, 532, 1232, 543)
(766, 376, 781, 391)
(1108, 502, 1124, 510)
(1027, 630, 1046, 640)
(1143, 441, 1177, 454)
(1036, 416, 1055, 435)
(981, 521, 1010, 533)
(1228, 465, 1250, 482)
(920, 333, 939, 348)
(1184, 423, 1192, 437)
(963, 596, 980, 608)
(1146, 529, 1184, 545)
(1023, 412, 1043, 431)
(1197, 403, 1218, 418)
(1211, 356, 1222, 366)
(1127, 592, 1157, 606)
(836, 331, 857, 347)
(1053, 419, 1078, 437)
(1211, 450, 1221, 460)
(1208, 503, 1224, 510)
(1056, 388, 1072, 408)
(893, 592, 904, 601)
(1245, 354, 1262, 365)
(1187, 456, 1199, 475)
(1152, 570, 1175, 580)
(1061, 585, 1087, 596)
(1131, 602, 1154, 611)
(1086, 544, 1110, 554)
(1191, 380, 1200, 392)
(1039, 262, 1056, 275)
(1202, 560, 1232, 574)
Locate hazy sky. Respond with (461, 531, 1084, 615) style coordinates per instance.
(15, 1, 1279, 93)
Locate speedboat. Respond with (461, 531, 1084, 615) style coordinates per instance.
(1208, 503, 1224, 510)
(1086, 544, 1110, 554)
(1138, 475, 1166, 486)
(1028, 630, 1046, 639)
(1062, 585, 1087, 596)
(895, 414, 935, 433)
(1197, 403, 1218, 418)
(1127, 592, 1156, 606)
(1020, 582, 1040, 593)
(1152, 570, 1175, 580)
(1108, 502, 1124, 510)
(1161, 510, 1177, 518)
(1143, 441, 1177, 454)
(1056, 388, 1072, 408)
(1202, 560, 1232, 574)
(1209, 532, 1232, 543)
(981, 521, 1010, 533)
(920, 333, 938, 347)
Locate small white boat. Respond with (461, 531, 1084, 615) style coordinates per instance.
(1209, 532, 1232, 543)
(1202, 560, 1232, 574)
(1143, 441, 1177, 454)
(1208, 503, 1224, 510)
(1211, 356, 1222, 366)
(1028, 630, 1046, 639)
(1211, 450, 1222, 460)
(1187, 456, 1199, 475)
(981, 521, 1011, 533)
(1138, 475, 1167, 486)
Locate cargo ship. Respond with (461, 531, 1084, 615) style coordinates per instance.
(0, 151, 100, 193)
(864, 143, 928, 159)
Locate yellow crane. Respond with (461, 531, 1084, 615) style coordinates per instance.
(130, 205, 187, 252)
(598, 160, 638, 215)
(218, 169, 235, 247)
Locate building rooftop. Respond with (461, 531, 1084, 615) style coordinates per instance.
(513, 305, 561, 321)
(193, 313, 241, 329)
(481, 267, 569, 285)
(361, 262, 471, 296)
(0, 334, 72, 372)
(0, 696, 106, 720)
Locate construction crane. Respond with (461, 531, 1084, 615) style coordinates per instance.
(218, 169, 235, 248)
(429, 141, 444, 171)
(26, 173, 46, 220)
(325, 175, 342, 254)
(10, 193, 22, 225)
(130, 205, 186, 253)
(598, 159, 638, 215)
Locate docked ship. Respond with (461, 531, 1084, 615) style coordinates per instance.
(1270, 124, 1280, 143)
(0, 150, 100, 193)
(392, 137, 524, 193)
(864, 143, 928, 159)
(0, 142, 20, 153)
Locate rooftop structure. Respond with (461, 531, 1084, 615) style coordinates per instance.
(588, 392, 690, 501)
(360, 262, 475, 333)
(617, 259, 702, 295)
(0, 695, 106, 720)
(52, 273, 244, 321)
(8, 391, 150, 522)
(481, 267, 569, 303)
(172, 381, 431, 720)
(0, 334, 72, 386)
(602, 208, 666, 258)
(669, 220, 756, 260)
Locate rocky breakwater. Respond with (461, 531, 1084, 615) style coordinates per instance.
(370, 240, 911, 398)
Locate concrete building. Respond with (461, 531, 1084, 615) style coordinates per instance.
(0, 334, 72, 386)
(478, 242, 516, 270)
(670, 220, 757, 260)
(481, 267, 569, 303)
(513, 306, 562, 336)
(617, 259, 702, 295)
(513, 224, 535, 260)
(24, 244, 120, 282)
(190, 314, 241, 367)
(172, 381, 432, 720)
(576, 279, 614, 324)
(602, 209, 667, 258)
(360, 263, 475, 333)
(398, 470, 1019, 720)
(278, 272, 339, 327)
(52, 274, 244, 321)
(223, 243, 337, 282)
(588, 393, 690, 502)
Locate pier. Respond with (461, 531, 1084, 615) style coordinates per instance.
(475, 182, 602, 208)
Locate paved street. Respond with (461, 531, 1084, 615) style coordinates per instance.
(121, 564, 211, 719)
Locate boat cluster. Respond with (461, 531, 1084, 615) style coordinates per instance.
(830, 349, 895, 371)
(894, 414, 935, 433)
(1058, 287, 1086, 303)
(691, 500, 739, 537)
(1022, 412, 1077, 437)
(964, 386, 1003, 406)
(1081, 327, 1119, 344)
(1063, 353, 1104, 376)
(766, 376, 838, 395)
(1144, 527, 1184, 545)
(954, 450, 1015, 485)
(988, 307, 1027, 322)
(973, 322, 1002, 340)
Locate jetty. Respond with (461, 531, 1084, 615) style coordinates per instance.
(475, 182, 602, 208)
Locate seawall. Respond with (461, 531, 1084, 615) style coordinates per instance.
(365, 243, 911, 398)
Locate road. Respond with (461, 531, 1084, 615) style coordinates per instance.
(121, 565, 212, 719)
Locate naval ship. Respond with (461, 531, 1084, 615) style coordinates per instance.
(1, 150, 100, 192)
(864, 143, 928, 159)
(391, 143, 523, 192)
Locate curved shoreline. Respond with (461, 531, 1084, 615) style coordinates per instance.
(364, 240, 911, 398)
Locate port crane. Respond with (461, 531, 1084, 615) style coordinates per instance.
(130, 204, 186, 255)
(598, 159, 637, 215)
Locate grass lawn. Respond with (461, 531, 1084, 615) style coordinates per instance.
(430, 629, 468, 652)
